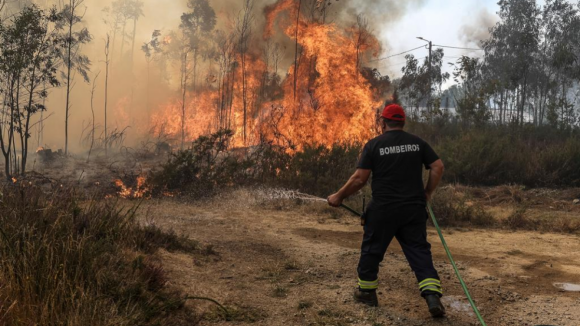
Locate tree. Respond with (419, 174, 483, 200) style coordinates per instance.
(451, 56, 491, 125)
(293, 0, 301, 101)
(180, 0, 216, 93)
(127, 0, 144, 70)
(235, 0, 254, 145)
(104, 35, 110, 157)
(400, 48, 449, 120)
(86, 71, 99, 162)
(102, 2, 123, 70)
(213, 29, 237, 131)
(0, 5, 65, 178)
(482, 0, 540, 125)
(142, 30, 164, 117)
(539, 0, 580, 127)
(354, 14, 372, 74)
(164, 29, 191, 150)
(60, 0, 92, 155)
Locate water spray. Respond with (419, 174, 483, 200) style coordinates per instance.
(264, 189, 361, 217)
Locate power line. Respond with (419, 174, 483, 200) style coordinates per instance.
(444, 55, 483, 59)
(381, 61, 407, 67)
(368, 43, 483, 65)
(379, 56, 428, 68)
(433, 44, 483, 51)
(369, 45, 426, 62)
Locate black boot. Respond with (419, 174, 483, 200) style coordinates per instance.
(425, 294, 446, 317)
(353, 288, 378, 307)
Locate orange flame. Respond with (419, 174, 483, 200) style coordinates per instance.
(113, 175, 150, 199)
(151, 0, 383, 149)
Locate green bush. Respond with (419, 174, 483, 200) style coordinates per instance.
(409, 121, 580, 187)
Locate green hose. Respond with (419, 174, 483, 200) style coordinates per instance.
(427, 203, 487, 326)
(338, 202, 487, 326)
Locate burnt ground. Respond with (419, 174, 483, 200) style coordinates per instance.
(138, 190, 580, 326)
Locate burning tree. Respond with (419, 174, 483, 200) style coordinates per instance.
(150, 0, 387, 149)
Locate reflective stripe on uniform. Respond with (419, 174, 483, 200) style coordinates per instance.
(420, 285, 443, 294)
(419, 278, 443, 294)
(419, 278, 441, 287)
(358, 278, 379, 290)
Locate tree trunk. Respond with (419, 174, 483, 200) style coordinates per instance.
(104, 35, 110, 157)
(120, 18, 127, 64)
(64, 1, 74, 155)
(181, 51, 188, 150)
(192, 48, 198, 94)
(130, 17, 137, 71)
(293, 0, 302, 101)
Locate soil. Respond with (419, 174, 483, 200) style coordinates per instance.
(138, 191, 580, 326)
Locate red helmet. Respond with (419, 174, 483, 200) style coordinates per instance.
(381, 104, 406, 121)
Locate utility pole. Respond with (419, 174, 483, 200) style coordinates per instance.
(417, 37, 432, 116)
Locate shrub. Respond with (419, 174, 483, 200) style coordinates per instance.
(0, 184, 199, 325)
(430, 187, 495, 227)
(409, 121, 580, 188)
(503, 206, 533, 230)
(275, 143, 364, 197)
(148, 129, 255, 197)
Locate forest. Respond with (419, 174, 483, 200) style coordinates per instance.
(0, 0, 578, 186)
(0, 0, 580, 325)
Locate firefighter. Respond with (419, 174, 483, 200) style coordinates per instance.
(327, 104, 446, 317)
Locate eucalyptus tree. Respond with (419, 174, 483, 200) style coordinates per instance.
(0, 6, 67, 177)
(142, 30, 164, 115)
(180, 0, 216, 93)
(399, 48, 449, 119)
(59, 0, 92, 155)
(482, 0, 541, 125)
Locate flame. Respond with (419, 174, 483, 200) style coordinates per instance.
(151, 0, 383, 148)
(11, 177, 17, 184)
(113, 175, 149, 199)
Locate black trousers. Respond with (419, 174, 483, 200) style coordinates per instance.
(357, 203, 442, 296)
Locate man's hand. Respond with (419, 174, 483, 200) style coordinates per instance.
(425, 159, 444, 203)
(328, 169, 371, 208)
(327, 193, 343, 207)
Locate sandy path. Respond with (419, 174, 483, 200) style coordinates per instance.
(143, 197, 580, 326)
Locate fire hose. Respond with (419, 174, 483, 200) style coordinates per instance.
(339, 202, 488, 326)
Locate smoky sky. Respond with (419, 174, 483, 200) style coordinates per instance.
(459, 8, 498, 47)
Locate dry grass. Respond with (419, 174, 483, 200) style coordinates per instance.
(433, 186, 580, 234)
(0, 184, 200, 326)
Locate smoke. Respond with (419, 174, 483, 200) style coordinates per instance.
(339, 0, 427, 29)
(21, 0, 428, 153)
(459, 8, 498, 47)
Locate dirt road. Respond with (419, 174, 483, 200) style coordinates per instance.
(143, 193, 580, 326)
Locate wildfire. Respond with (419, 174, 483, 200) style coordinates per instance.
(151, 0, 384, 149)
(113, 175, 149, 199)
(11, 177, 17, 184)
